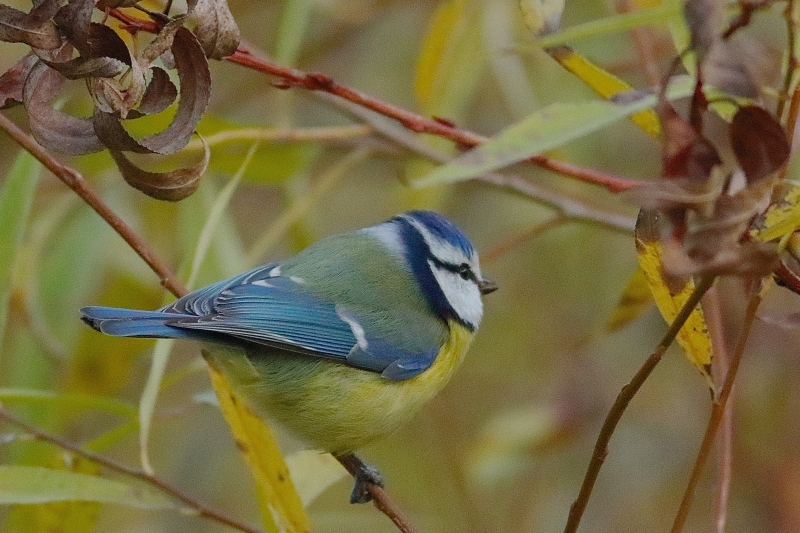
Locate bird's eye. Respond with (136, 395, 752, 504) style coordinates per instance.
(457, 263, 472, 280)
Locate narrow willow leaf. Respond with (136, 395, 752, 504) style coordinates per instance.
(636, 210, 714, 389)
(546, 46, 661, 137)
(0, 389, 135, 418)
(0, 150, 41, 345)
(0, 466, 175, 509)
(414, 0, 485, 117)
(272, 0, 313, 65)
(138, 338, 174, 475)
(206, 362, 310, 533)
(751, 181, 800, 244)
(413, 77, 693, 188)
(605, 266, 654, 332)
(536, 2, 682, 48)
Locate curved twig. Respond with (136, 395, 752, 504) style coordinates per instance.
(0, 112, 188, 299)
(563, 275, 716, 533)
(670, 280, 763, 533)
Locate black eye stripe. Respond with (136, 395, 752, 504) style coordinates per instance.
(430, 256, 477, 282)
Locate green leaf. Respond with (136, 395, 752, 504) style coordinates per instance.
(412, 77, 694, 188)
(0, 150, 41, 344)
(0, 466, 175, 509)
(535, 2, 682, 48)
(0, 389, 136, 418)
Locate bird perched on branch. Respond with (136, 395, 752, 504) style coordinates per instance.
(81, 210, 496, 503)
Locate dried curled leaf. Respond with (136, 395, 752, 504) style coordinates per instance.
(40, 55, 127, 79)
(190, 0, 240, 59)
(53, 0, 93, 55)
(136, 27, 211, 154)
(109, 136, 209, 201)
(0, 53, 38, 109)
(137, 67, 178, 116)
(0, 0, 62, 49)
(659, 103, 721, 181)
(23, 60, 105, 155)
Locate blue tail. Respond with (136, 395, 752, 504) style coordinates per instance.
(80, 306, 199, 340)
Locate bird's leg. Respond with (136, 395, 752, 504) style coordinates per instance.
(334, 452, 385, 504)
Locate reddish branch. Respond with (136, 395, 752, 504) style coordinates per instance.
(109, 8, 642, 194)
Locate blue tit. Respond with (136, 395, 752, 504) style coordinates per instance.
(81, 210, 496, 502)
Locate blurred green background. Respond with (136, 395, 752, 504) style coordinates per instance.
(2, 0, 800, 532)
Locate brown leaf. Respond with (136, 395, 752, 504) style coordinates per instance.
(109, 139, 209, 201)
(0, 52, 38, 109)
(84, 24, 142, 117)
(23, 60, 104, 154)
(93, 110, 152, 153)
(730, 105, 790, 183)
(189, 0, 240, 59)
(0, 2, 62, 49)
(95, 0, 142, 9)
(137, 27, 211, 154)
(138, 16, 186, 68)
(53, 0, 94, 55)
(137, 67, 177, 115)
(88, 22, 133, 66)
(40, 55, 127, 79)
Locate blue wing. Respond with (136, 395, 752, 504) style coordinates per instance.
(81, 263, 438, 380)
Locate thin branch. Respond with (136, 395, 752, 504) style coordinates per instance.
(708, 290, 734, 532)
(318, 91, 637, 234)
(563, 275, 716, 533)
(701, 286, 734, 533)
(336, 454, 422, 533)
(107, 8, 641, 193)
(0, 406, 261, 533)
(185, 124, 375, 150)
(0, 112, 188, 299)
(670, 279, 763, 533)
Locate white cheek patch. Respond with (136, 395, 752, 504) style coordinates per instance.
(428, 260, 483, 329)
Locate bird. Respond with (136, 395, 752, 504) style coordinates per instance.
(81, 210, 497, 503)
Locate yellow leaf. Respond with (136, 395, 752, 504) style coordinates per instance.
(414, 0, 484, 117)
(605, 266, 654, 332)
(546, 45, 661, 138)
(750, 181, 800, 244)
(636, 213, 714, 388)
(208, 366, 311, 533)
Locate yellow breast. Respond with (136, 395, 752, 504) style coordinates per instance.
(206, 320, 476, 454)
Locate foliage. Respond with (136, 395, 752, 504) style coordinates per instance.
(2, 0, 800, 532)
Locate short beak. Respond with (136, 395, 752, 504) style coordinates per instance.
(478, 277, 498, 295)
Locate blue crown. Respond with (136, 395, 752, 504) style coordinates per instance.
(396, 210, 475, 257)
